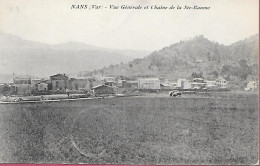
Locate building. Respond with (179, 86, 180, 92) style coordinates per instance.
(245, 81, 258, 91)
(160, 83, 170, 89)
(190, 82, 207, 89)
(103, 77, 115, 86)
(206, 81, 217, 88)
(50, 74, 69, 92)
(183, 81, 192, 89)
(216, 77, 228, 88)
(14, 78, 31, 84)
(31, 79, 44, 92)
(37, 82, 48, 91)
(13, 78, 32, 96)
(95, 76, 115, 86)
(138, 78, 160, 90)
(176, 79, 187, 89)
(192, 78, 204, 83)
(91, 85, 115, 96)
(31, 79, 42, 87)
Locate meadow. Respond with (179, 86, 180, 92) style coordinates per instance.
(0, 92, 258, 164)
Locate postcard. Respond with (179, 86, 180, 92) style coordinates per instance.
(0, 0, 258, 165)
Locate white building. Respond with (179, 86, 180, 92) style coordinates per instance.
(138, 78, 160, 90)
(176, 79, 187, 88)
(206, 81, 217, 88)
(216, 77, 228, 88)
(183, 81, 191, 89)
(245, 81, 258, 91)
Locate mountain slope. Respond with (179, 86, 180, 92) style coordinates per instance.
(85, 35, 259, 82)
(0, 32, 150, 78)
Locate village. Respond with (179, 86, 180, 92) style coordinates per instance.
(0, 73, 258, 102)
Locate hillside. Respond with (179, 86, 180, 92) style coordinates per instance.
(85, 35, 259, 82)
(0, 32, 150, 78)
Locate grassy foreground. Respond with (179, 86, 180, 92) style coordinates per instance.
(0, 93, 258, 164)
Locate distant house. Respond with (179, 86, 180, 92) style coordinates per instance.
(31, 79, 43, 92)
(138, 78, 160, 90)
(245, 81, 258, 91)
(50, 74, 69, 92)
(216, 77, 228, 88)
(104, 77, 115, 86)
(31, 79, 42, 86)
(183, 80, 192, 89)
(91, 85, 115, 96)
(37, 82, 48, 91)
(160, 83, 170, 89)
(206, 81, 217, 88)
(95, 76, 115, 86)
(190, 82, 207, 89)
(13, 78, 32, 96)
(176, 79, 187, 89)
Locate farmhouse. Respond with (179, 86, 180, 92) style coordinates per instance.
(50, 74, 69, 92)
(13, 78, 32, 96)
(216, 77, 228, 88)
(138, 78, 160, 90)
(91, 85, 115, 96)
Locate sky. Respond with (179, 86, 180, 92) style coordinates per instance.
(0, 0, 258, 51)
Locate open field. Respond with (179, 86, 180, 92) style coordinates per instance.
(0, 92, 258, 164)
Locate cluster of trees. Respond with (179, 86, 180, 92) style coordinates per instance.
(221, 60, 257, 81)
(191, 72, 204, 79)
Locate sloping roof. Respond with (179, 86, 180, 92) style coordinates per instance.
(193, 78, 204, 81)
(138, 78, 160, 81)
(50, 74, 68, 79)
(91, 84, 113, 89)
(216, 77, 226, 81)
(160, 83, 170, 87)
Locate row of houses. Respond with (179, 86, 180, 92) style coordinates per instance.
(172, 77, 228, 90)
(1, 73, 257, 96)
(130, 77, 228, 90)
(1, 74, 92, 96)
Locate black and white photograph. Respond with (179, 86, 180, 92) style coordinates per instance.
(0, 0, 259, 165)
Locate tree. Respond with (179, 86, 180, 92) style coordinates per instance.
(211, 71, 219, 78)
(191, 72, 203, 79)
